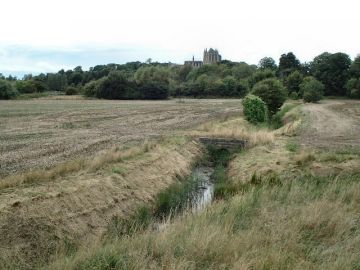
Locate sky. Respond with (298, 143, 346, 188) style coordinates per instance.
(1, 0, 359, 77)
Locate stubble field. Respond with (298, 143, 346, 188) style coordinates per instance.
(0, 97, 242, 177)
(299, 99, 360, 149)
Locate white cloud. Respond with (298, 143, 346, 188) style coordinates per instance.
(0, 0, 359, 74)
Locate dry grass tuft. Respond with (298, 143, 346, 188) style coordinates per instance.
(274, 105, 303, 136)
(89, 141, 157, 171)
(294, 150, 316, 167)
(0, 141, 157, 190)
(0, 159, 86, 190)
(275, 119, 302, 136)
(191, 118, 275, 147)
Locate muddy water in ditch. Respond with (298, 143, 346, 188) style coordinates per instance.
(154, 165, 215, 231)
(189, 166, 215, 211)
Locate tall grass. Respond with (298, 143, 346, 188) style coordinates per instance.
(206, 146, 241, 199)
(270, 103, 299, 129)
(49, 172, 360, 270)
(193, 120, 275, 147)
(109, 146, 237, 226)
(154, 174, 202, 218)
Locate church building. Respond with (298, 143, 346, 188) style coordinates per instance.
(184, 48, 222, 67)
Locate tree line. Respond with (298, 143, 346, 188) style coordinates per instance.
(0, 52, 359, 100)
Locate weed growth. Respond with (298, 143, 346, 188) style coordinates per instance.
(270, 103, 299, 129)
(286, 142, 300, 152)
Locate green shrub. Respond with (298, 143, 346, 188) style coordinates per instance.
(97, 71, 138, 99)
(300, 76, 324, 103)
(65, 86, 78, 95)
(83, 71, 170, 100)
(16, 80, 36, 93)
(138, 82, 169, 100)
(248, 69, 276, 88)
(251, 78, 287, 115)
(83, 79, 102, 97)
(350, 88, 360, 99)
(242, 94, 268, 124)
(0, 80, 18, 99)
(285, 70, 303, 95)
(15, 80, 49, 93)
(289, 92, 299, 100)
(346, 78, 360, 99)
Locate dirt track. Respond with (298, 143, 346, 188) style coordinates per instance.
(299, 100, 360, 150)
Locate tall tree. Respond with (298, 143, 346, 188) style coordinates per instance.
(346, 55, 360, 99)
(310, 52, 351, 96)
(232, 62, 256, 80)
(349, 55, 360, 78)
(285, 70, 303, 95)
(258, 57, 277, 70)
(0, 79, 18, 99)
(278, 52, 301, 78)
(47, 73, 67, 91)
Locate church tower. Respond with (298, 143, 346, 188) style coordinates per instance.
(203, 48, 221, 65)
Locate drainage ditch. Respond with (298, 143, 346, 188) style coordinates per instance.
(108, 142, 243, 237)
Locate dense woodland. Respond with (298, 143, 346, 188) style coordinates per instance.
(1, 52, 360, 101)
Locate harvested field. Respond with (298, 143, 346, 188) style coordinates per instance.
(0, 97, 242, 177)
(299, 99, 360, 150)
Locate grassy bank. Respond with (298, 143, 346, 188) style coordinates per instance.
(0, 136, 203, 270)
(49, 170, 360, 270)
(106, 145, 240, 239)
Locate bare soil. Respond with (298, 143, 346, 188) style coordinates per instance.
(299, 99, 360, 150)
(0, 98, 242, 177)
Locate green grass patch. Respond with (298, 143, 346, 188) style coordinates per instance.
(15, 92, 54, 100)
(154, 173, 203, 219)
(270, 103, 300, 129)
(286, 142, 300, 152)
(72, 250, 130, 270)
(207, 146, 245, 200)
(112, 167, 128, 175)
(107, 206, 153, 238)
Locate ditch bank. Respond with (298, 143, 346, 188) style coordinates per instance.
(0, 137, 202, 269)
(0, 136, 246, 269)
(152, 145, 244, 217)
(107, 141, 245, 239)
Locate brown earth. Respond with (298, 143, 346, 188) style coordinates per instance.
(0, 98, 242, 177)
(299, 99, 360, 150)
